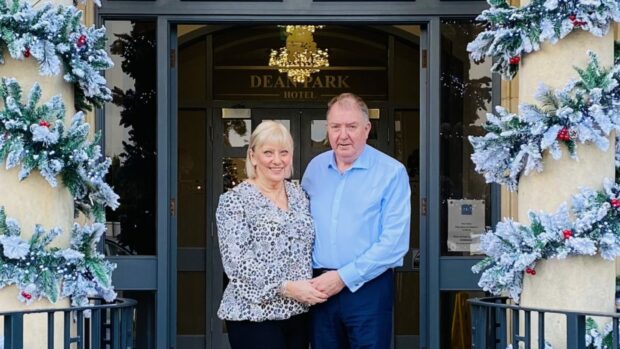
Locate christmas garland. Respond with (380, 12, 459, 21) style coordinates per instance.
(0, 0, 118, 306)
(469, 52, 620, 191)
(0, 208, 115, 307)
(473, 178, 620, 302)
(0, 0, 113, 111)
(467, 0, 620, 79)
(0, 78, 119, 223)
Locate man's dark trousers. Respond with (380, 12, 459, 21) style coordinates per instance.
(310, 269, 394, 349)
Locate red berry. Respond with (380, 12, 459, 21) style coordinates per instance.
(569, 14, 577, 22)
(21, 291, 32, 300)
(557, 128, 570, 141)
(611, 199, 620, 208)
(525, 267, 536, 275)
(509, 56, 521, 65)
(23, 48, 30, 58)
(77, 35, 87, 48)
(38, 120, 50, 128)
(562, 229, 573, 239)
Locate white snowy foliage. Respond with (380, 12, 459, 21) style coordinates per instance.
(468, 0, 620, 78)
(473, 180, 620, 302)
(0, 0, 113, 110)
(469, 53, 620, 191)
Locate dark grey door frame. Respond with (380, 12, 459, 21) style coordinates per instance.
(159, 16, 498, 349)
(167, 17, 435, 349)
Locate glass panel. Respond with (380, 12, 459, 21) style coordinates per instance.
(178, 31, 207, 106)
(104, 20, 157, 255)
(440, 19, 493, 256)
(394, 28, 421, 105)
(116, 291, 156, 349)
(395, 272, 420, 336)
(179, 110, 206, 248)
(367, 119, 380, 148)
(394, 110, 420, 346)
(311, 120, 329, 151)
(262, 119, 291, 131)
(223, 157, 247, 191)
(440, 290, 485, 349)
(178, 272, 206, 335)
(212, 25, 388, 102)
(224, 120, 251, 148)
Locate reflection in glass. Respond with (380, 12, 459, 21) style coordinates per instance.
(440, 19, 493, 256)
(104, 20, 157, 255)
(223, 157, 247, 191)
(264, 119, 291, 131)
(178, 272, 206, 335)
(394, 110, 420, 341)
(224, 120, 250, 147)
(440, 290, 485, 349)
(116, 290, 156, 349)
(179, 110, 206, 248)
(367, 119, 380, 148)
(310, 120, 329, 150)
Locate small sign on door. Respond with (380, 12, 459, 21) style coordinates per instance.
(447, 199, 485, 253)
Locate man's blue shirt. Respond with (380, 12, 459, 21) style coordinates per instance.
(301, 145, 411, 292)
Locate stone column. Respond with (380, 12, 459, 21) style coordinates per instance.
(0, 37, 77, 349)
(517, 27, 616, 349)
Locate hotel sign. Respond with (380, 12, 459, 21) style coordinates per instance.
(213, 67, 387, 101)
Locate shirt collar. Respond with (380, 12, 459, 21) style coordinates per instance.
(328, 145, 371, 171)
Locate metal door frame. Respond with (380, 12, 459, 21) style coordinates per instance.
(163, 18, 488, 349)
(167, 19, 434, 349)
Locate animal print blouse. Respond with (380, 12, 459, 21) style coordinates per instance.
(216, 181, 315, 321)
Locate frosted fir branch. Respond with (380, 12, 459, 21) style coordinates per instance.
(469, 52, 620, 191)
(0, 210, 115, 306)
(467, 0, 620, 79)
(0, 79, 119, 221)
(0, 0, 112, 111)
(473, 178, 620, 302)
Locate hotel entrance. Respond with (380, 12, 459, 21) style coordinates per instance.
(175, 24, 424, 348)
(99, 16, 497, 348)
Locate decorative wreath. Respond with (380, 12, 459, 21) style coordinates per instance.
(0, 78, 119, 223)
(467, 0, 620, 79)
(0, 0, 113, 111)
(0, 0, 118, 305)
(0, 208, 115, 307)
(473, 178, 620, 302)
(469, 52, 620, 191)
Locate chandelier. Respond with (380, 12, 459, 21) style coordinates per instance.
(269, 25, 329, 83)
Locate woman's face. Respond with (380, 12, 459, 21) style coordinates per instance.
(250, 141, 292, 184)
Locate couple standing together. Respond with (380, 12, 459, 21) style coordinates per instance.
(216, 93, 411, 349)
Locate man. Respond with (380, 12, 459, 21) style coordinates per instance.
(301, 92, 411, 349)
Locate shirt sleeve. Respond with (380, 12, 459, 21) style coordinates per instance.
(338, 166, 411, 292)
(216, 192, 283, 304)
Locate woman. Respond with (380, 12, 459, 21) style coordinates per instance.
(216, 120, 327, 349)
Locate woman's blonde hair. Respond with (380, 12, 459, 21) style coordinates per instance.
(245, 120, 295, 179)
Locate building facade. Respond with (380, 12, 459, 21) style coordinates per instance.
(96, 0, 501, 347)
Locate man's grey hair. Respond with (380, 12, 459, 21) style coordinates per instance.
(327, 93, 369, 122)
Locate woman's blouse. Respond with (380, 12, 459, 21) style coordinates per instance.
(216, 181, 315, 321)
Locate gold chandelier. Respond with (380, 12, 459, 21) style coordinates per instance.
(269, 25, 329, 83)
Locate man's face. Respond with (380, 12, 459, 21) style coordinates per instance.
(326, 100, 371, 166)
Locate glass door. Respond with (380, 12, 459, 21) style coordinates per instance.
(211, 107, 327, 348)
(390, 24, 425, 349)
(174, 23, 430, 349)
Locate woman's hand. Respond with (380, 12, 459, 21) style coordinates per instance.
(281, 280, 328, 305)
